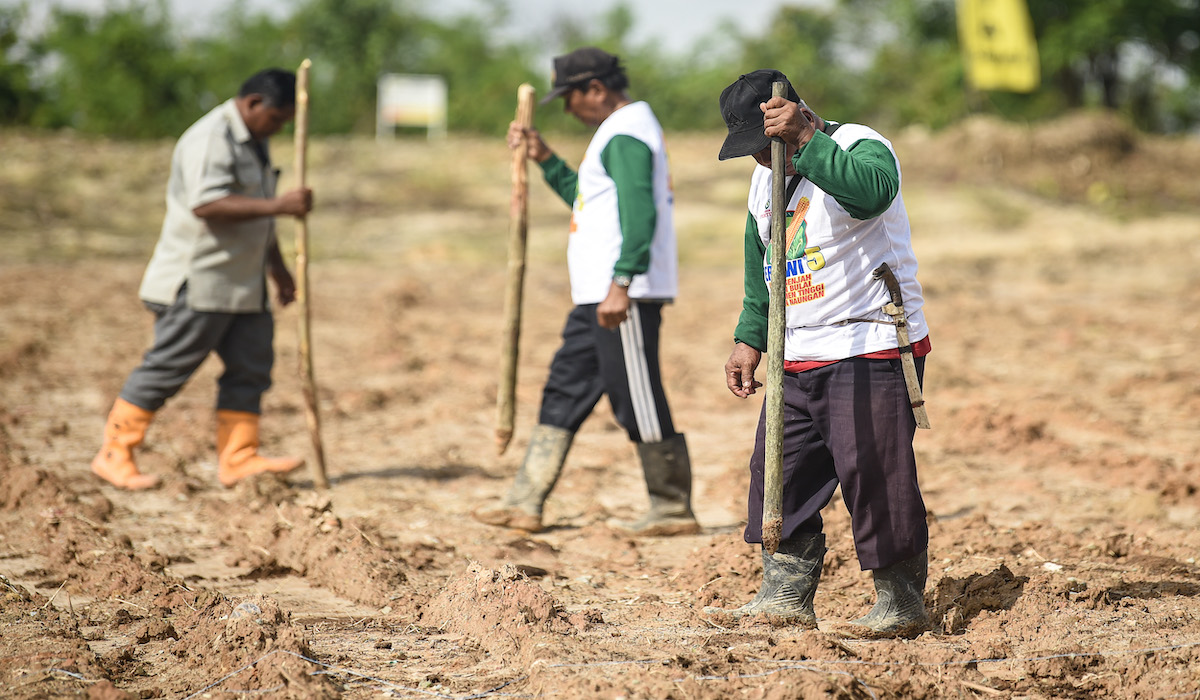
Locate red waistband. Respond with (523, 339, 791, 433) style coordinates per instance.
(783, 335, 931, 374)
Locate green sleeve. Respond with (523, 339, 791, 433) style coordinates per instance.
(733, 211, 768, 351)
(600, 134, 656, 277)
(538, 154, 578, 207)
(792, 130, 899, 219)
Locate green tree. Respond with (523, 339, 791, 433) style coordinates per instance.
(180, 1, 296, 119)
(10, 0, 1197, 138)
(735, 6, 850, 113)
(416, 11, 541, 133)
(281, 0, 426, 133)
(1029, 0, 1200, 130)
(33, 0, 202, 136)
(847, 0, 968, 129)
(0, 4, 40, 124)
(529, 3, 731, 132)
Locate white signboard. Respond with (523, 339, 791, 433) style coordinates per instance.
(376, 74, 447, 140)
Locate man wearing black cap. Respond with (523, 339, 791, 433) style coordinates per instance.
(705, 69, 932, 638)
(473, 47, 698, 537)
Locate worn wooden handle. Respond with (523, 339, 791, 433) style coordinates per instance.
(496, 83, 537, 455)
(762, 80, 788, 555)
(294, 58, 329, 488)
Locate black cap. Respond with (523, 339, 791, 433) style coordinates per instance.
(717, 69, 800, 161)
(541, 47, 622, 105)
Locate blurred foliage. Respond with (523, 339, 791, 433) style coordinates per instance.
(29, 0, 205, 136)
(0, 0, 1195, 138)
(0, 5, 39, 123)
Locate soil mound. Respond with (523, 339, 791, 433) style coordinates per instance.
(169, 594, 338, 699)
(423, 562, 599, 658)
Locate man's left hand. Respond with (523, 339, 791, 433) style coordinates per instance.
(761, 96, 816, 150)
(597, 283, 630, 330)
(270, 265, 297, 306)
(725, 342, 763, 398)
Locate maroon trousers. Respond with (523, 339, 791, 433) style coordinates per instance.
(743, 356, 928, 570)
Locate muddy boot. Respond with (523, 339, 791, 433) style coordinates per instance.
(608, 434, 701, 536)
(216, 410, 305, 487)
(90, 398, 160, 490)
(703, 533, 825, 626)
(472, 425, 573, 533)
(834, 550, 930, 639)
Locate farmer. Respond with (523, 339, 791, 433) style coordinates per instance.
(473, 47, 698, 536)
(90, 68, 312, 490)
(707, 69, 932, 638)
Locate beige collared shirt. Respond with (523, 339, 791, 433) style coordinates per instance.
(138, 99, 278, 313)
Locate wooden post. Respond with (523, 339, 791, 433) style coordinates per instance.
(293, 58, 329, 489)
(762, 80, 788, 555)
(495, 83, 536, 455)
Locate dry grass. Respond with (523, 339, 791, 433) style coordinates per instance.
(3, 114, 1197, 268)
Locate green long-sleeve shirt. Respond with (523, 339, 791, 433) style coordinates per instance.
(733, 128, 901, 351)
(538, 134, 657, 278)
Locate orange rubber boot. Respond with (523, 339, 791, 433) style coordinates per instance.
(216, 410, 304, 487)
(91, 398, 160, 490)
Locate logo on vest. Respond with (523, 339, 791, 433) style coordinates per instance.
(763, 197, 827, 306)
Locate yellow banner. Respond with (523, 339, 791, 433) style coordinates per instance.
(957, 0, 1040, 92)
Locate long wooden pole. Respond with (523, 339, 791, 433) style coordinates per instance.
(762, 80, 788, 555)
(293, 58, 329, 489)
(495, 83, 537, 455)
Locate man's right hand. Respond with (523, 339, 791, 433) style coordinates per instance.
(507, 122, 551, 163)
(194, 189, 313, 221)
(276, 187, 313, 217)
(762, 96, 817, 151)
(725, 342, 764, 399)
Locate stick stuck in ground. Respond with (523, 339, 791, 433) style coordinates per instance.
(762, 80, 789, 555)
(496, 83, 537, 455)
(293, 58, 329, 488)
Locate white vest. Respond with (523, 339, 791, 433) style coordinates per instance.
(748, 124, 927, 361)
(568, 101, 677, 304)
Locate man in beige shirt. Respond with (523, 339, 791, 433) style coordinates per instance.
(92, 68, 313, 490)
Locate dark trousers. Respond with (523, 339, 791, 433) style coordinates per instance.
(538, 301, 676, 444)
(743, 356, 928, 570)
(120, 284, 274, 414)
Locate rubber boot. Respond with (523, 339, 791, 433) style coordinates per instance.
(472, 424, 573, 532)
(834, 550, 930, 639)
(703, 533, 825, 626)
(609, 434, 700, 536)
(90, 398, 160, 490)
(216, 410, 304, 487)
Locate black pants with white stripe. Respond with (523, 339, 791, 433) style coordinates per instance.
(538, 301, 676, 444)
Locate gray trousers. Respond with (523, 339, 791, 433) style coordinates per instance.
(743, 356, 928, 571)
(120, 284, 274, 414)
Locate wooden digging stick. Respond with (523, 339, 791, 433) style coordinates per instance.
(293, 58, 328, 488)
(762, 80, 788, 555)
(495, 83, 536, 455)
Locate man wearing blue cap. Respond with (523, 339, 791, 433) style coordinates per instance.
(473, 47, 698, 537)
(706, 69, 932, 638)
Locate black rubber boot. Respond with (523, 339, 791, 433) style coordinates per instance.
(608, 434, 700, 536)
(473, 425, 573, 532)
(836, 550, 930, 639)
(704, 533, 826, 626)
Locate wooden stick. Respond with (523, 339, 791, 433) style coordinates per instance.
(762, 80, 788, 555)
(495, 83, 537, 455)
(293, 58, 328, 488)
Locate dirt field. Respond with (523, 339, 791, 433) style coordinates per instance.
(2, 115, 1200, 699)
